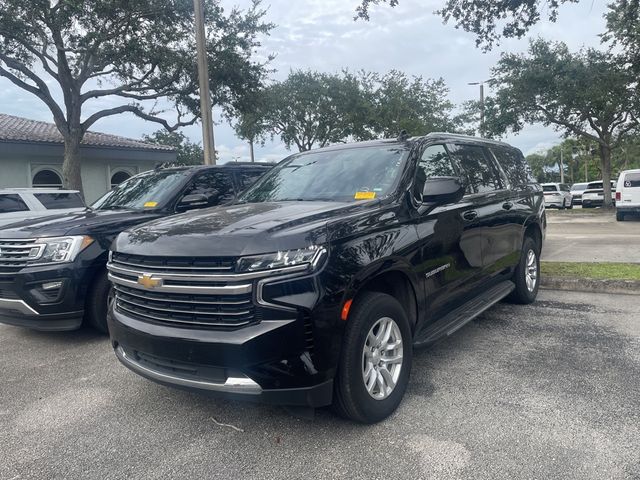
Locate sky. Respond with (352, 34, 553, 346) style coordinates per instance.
(0, 0, 609, 163)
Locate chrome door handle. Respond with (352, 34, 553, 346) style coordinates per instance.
(463, 210, 478, 221)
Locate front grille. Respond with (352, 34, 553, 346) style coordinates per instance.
(111, 252, 236, 274)
(108, 253, 256, 330)
(0, 239, 40, 276)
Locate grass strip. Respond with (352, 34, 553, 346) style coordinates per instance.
(541, 262, 640, 281)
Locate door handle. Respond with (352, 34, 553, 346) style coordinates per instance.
(462, 210, 478, 221)
(502, 201, 514, 210)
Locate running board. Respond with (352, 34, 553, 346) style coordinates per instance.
(413, 280, 515, 347)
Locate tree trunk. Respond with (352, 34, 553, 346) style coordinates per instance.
(249, 138, 255, 163)
(62, 132, 84, 196)
(599, 143, 613, 209)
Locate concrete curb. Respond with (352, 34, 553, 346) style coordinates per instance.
(541, 276, 640, 295)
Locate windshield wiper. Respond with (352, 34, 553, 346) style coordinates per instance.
(98, 205, 136, 211)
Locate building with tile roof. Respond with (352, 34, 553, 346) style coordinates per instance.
(0, 113, 177, 203)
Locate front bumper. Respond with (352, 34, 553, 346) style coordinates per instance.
(0, 263, 90, 331)
(108, 306, 334, 407)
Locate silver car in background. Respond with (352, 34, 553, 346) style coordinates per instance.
(541, 183, 573, 209)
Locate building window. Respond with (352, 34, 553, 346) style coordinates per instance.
(111, 170, 132, 188)
(32, 169, 63, 188)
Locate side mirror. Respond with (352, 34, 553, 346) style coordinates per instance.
(421, 176, 466, 205)
(177, 193, 209, 211)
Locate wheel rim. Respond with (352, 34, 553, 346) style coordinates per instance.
(525, 249, 538, 292)
(362, 317, 403, 400)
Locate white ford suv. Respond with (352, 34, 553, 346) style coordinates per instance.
(0, 188, 86, 228)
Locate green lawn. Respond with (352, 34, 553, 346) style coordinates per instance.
(541, 262, 640, 281)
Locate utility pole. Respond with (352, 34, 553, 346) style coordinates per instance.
(559, 146, 565, 184)
(194, 0, 215, 165)
(469, 81, 488, 137)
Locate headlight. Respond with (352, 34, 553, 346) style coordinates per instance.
(28, 236, 94, 265)
(236, 246, 326, 272)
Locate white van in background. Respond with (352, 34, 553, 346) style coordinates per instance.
(616, 169, 640, 221)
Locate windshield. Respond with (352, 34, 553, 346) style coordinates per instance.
(91, 169, 190, 211)
(239, 145, 409, 203)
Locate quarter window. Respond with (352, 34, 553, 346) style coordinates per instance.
(451, 145, 503, 194)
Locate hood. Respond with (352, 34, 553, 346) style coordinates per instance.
(0, 209, 163, 239)
(115, 201, 372, 257)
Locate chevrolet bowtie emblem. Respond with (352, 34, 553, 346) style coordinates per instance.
(137, 274, 163, 289)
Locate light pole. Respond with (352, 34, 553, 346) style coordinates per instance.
(194, 0, 216, 165)
(468, 80, 489, 137)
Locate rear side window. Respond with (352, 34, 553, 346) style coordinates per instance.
(236, 170, 267, 190)
(623, 173, 640, 188)
(34, 193, 85, 209)
(182, 171, 235, 206)
(451, 144, 503, 194)
(0, 194, 29, 213)
(491, 147, 535, 188)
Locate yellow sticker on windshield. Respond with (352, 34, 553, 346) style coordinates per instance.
(354, 191, 376, 200)
(143, 201, 158, 208)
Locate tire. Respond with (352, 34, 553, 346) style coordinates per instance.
(616, 211, 625, 222)
(333, 292, 412, 424)
(567, 198, 573, 209)
(506, 236, 540, 305)
(560, 199, 566, 210)
(84, 270, 114, 334)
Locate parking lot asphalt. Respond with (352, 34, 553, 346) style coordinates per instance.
(543, 209, 640, 263)
(1, 289, 639, 480)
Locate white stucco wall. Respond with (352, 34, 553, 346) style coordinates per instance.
(0, 143, 175, 204)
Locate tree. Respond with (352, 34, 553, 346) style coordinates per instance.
(0, 0, 271, 194)
(252, 69, 459, 152)
(360, 70, 460, 137)
(356, 0, 579, 49)
(259, 70, 369, 152)
(486, 39, 639, 207)
(143, 130, 203, 165)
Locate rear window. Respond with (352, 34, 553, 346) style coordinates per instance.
(623, 173, 640, 188)
(571, 183, 588, 191)
(542, 185, 558, 192)
(34, 193, 85, 210)
(0, 194, 30, 213)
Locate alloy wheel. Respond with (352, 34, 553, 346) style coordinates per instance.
(362, 317, 403, 400)
(525, 249, 538, 292)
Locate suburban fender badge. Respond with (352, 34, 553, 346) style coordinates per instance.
(425, 263, 451, 279)
(137, 274, 163, 289)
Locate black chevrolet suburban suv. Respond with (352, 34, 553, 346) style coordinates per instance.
(0, 162, 271, 333)
(107, 134, 545, 423)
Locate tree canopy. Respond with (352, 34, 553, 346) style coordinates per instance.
(485, 39, 639, 206)
(356, 0, 580, 49)
(235, 69, 462, 152)
(0, 0, 272, 193)
(143, 130, 204, 165)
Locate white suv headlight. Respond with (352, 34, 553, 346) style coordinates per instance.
(236, 246, 326, 272)
(28, 236, 94, 265)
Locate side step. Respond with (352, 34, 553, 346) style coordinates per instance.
(413, 280, 515, 347)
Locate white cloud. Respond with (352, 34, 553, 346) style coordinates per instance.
(0, 0, 610, 160)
